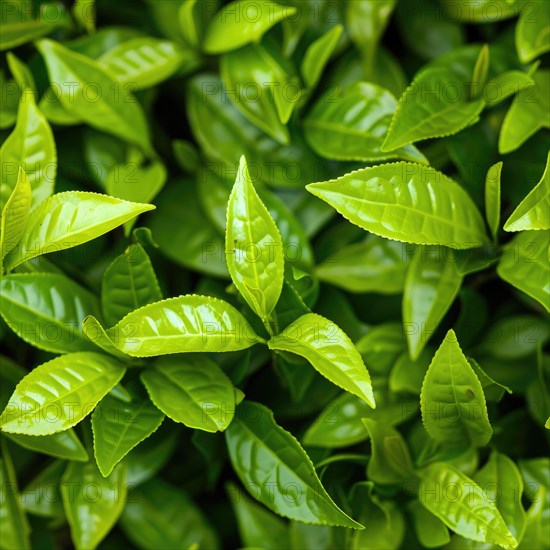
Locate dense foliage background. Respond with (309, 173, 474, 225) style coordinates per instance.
(0, 0, 549, 549)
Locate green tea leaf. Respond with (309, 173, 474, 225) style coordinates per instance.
(408, 500, 450, 548)
(0, 352, 126, 435)
(101, 243, 162, 327)
(203, 0, 296, 54)
(499, 69, 549, 154)
(301, 25, 342, 88)
(5, 429, 88, 462)
(37, 39, 153, 154)
(304, 82, 427, 163)
(221, 43, 293, 144)
(98, 37, 199, 90)
(363, 419, 414, 484)
(315, 235, 408, 294)
(1, 167, 31, 261)
(0, 2, 69, 50)
(418, 462, 517, 549)
(92, 393, 164, 477)
(0, 273, 100, 353)
(141, 355, 235, 432)
(103, 295, 264, 356)
(226, 156, 284, 324)
(225, 400, 364, 528)
(403, 246, 463, 360)
(4, 191, 154, 270)
(473, 451, 527, 543)
(504, 151, 549, 231)
(307, 162, 489, 248)
(516, 0, 550, 63)
(228, 481, 290, 550)
(382, 68, 485, 150)
(485, 161, 503, 239)
(120, 479, 219, 549)
(269, 313, 375, 407)
(484, 70, 534, 107)
(0, 93, 55, 209)
(420, 330, 493, 447)
(0, 441, 30, 550)
(497, 230, 550, 312)
(62, 460, 127, 550)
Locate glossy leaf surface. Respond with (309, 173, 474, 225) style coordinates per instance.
(5, 192, 154, 270)
(0, 273, 100, 353)
(101, 243, 162, 327)
(103, 295, 263, 356)
(420, 330, 493, 447)
(269, 313, 375, 407)
(418, 462, 517, 549)
(307, 162, 489, 248)
(141, 355, 235, 432)
(225, 401, 364, 528)
(0, 352, 126, 435)
(92, 393, 164, 476)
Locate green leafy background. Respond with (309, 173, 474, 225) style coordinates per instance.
(0, 1, 549, 549)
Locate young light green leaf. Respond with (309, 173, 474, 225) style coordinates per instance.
(6, 53, 36, 98)
(5, 429, 88, 462)
(120, 479, 219, 549)
(0, 352, 126, 435)
(472, 44, 490, 97)
(504, 151, 549, 231)
(485, 161, 503, 239)
(516, 0, 550, 63)
(178, 0, 200, 47)
(407, 500, 450, 548)
(221, 44, 293, 144)
(1, 167, 31, 261)
(473, 451, 527, 543)
(269, 313, 375, 408)
(497, 230, 550, 312)
(225, 400, 364, 528)
(307, 162, 489, 249)
(203, 0, 296, 54)
(403, 246, 463, 360)
(98, 37, 199, 90)
(0, 273, 101, 353)
(315, 236, 408, 294)
(0, 93, 56, 209)
(304, 82, 427, 163)
(484, 71, 534, 107)
(92, 393, 164, 477)
(101, 243, 162, 327)
(62, 460, 127, 550)
(345, 0, 396, 68)
(0, 2, 69, 50)
(0, 442, 30, 550)
(82, 315, 131, 359)
(381, 67, 485, 151)
(418, 462, 517, 549)
(227, 481, 290, 550)
(37, 39, 153, 154)
(226, 156, 284, 324)
(420, 329, 493, 447)
(301, 25, 342, 88)
(102, 294, 263, 357)
(363, 419, 415, 484)
(303, 393, 417, 449)
(4, 191, 155, 270)
(499, 69, 549, 154)
(140, 355, 235, 432)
